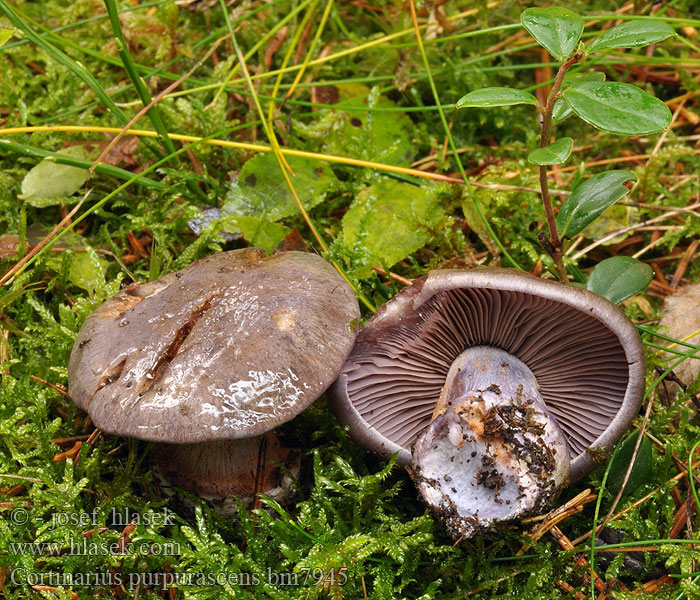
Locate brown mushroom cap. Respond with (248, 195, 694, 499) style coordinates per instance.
(329, 268, 645, 483)
(69, 249, 360, 443)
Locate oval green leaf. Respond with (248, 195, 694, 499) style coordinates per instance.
(556, 170, 636, 238)
(589, 20, 675, 52)
(552, 98, 573, 123)
(528, 137, 574, 165)
(456, 87, 538, 109)
(565, 71, 607, 85)
(587, 256, 653, 304)
(0, 27, 15, 47)
(553, 72, 606, 122)
(606, 434, 653, 498)
(563, 81, 672, 135)
(19, 146, 93, 207)
(521, 7, 584, 61)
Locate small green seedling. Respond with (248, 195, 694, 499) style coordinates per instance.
(457, 7, 674, 303)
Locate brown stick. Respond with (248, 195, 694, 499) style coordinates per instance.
(0, 192, 90, 287)
(670, 239, 699, 288)
(538, 52, 582, 283)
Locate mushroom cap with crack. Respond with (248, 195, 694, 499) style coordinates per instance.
(329, 267, 645, 483)
(68, 249, 360, 443)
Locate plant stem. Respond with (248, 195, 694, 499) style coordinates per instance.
(538, 52, 582, 284)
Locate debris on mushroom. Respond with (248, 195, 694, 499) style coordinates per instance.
(410, 347, 569, 539)
(68, 248, 360, 510)
(330, 268, 645, 538)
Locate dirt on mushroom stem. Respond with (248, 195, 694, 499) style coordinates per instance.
(411, 346, 570, 540)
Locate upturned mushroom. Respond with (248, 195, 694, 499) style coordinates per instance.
(68, 248, 360, 508)
(330, 268, 645, 538)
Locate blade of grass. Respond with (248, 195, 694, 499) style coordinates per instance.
(0, 126, 464, 185)
(690, 440, 700, 512)
(407, 0, 521, 269)
(262, 0, 324, 171)
(588, 442, 620, 600)
(228, 26, 375, 313)
(591, 539, 700, 551)
(645, 342, 700, 357)
(266, 0, 323, 122)
(209, 0, 317, 108)
(638, 325, 700, 349)
(0, 139, 165, 190)
(282, 0, 335, 104)
(600, 393, 655, 530)
(654, 327, 700, 356)
(103, 0, 175, 162)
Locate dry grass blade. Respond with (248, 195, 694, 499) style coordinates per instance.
(0, 190, 90, 287)
(90, 35, 229, 175)
(598, 392, 656, 532)
(670, 239, 699, 288)
(549, 526, 607, 595)
(518, 489, 596, 555)
(208, 0, 316, 107)
(28, 375, 70, 397)
(283, 0, 334, 104)
(0, 126, 464, 184)
(569, 202, 700, 260)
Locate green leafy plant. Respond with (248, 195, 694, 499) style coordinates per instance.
(456, 7, 673, 301)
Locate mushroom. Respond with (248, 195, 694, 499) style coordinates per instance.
(330, 268, 645, 538)
(68, 248, 360, 508)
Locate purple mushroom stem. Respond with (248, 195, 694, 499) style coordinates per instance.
(411, 346, 569, 539)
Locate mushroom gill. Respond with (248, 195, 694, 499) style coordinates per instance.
(330, 268, 645, 484)
(345, 286, 628, 456)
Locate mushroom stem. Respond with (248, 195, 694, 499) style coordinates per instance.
(412, 347, 570, 539)
(151, 432, 300, 509)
